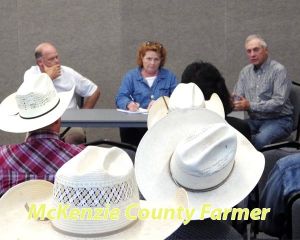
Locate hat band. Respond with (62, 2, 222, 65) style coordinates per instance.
(162, 96, 169, 110)
(53, 179, 135, 207)
(169, 161, 235, 192)
(19, 99, 60, 119)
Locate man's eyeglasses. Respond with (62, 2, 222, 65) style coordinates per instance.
(144, 41, 163, 49)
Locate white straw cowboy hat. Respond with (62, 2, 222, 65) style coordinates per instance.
(147, 83, 225, 129)
(0, 73, 74, 133)
(0, 146, 187, 240)
(147, 96, 169, 129)
(136, 83, 264, 220)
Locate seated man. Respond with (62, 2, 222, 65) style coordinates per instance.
(259, 152, 300, 238)
(0, 73, 85, 196)
(233, 34, 293, 150)
(24, 42, 100, 144)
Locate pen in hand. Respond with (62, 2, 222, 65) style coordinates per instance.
(127, 95, 140, 111)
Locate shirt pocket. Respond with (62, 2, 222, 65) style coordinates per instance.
(159, 87, 171, 96)
(258, 79, 273, 100)
(132, 90, 144, 102)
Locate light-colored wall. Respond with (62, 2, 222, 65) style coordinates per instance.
(1, 0, 300, 144)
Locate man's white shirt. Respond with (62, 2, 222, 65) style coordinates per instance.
(24, 66, 97, 109)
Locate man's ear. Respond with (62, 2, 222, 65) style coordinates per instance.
(36, 58, 44, 71)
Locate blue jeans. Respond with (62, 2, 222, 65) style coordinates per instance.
(247, 115, 293, 150)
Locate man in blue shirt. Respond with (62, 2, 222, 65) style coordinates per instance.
(233, 34, 293, 150)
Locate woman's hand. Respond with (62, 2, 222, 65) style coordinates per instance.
(127, 101, 140, 111)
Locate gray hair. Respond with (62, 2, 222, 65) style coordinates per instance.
(245, 34, 267, 48)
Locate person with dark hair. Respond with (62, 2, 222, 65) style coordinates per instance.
(181, 61, 251, 141)
(115, 41, 178, 146)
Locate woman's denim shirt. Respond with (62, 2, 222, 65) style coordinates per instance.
(115, 67, 178, 109)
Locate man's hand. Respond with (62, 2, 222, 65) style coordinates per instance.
(44, 64, 61, 80)
(233, 96, 250, 111)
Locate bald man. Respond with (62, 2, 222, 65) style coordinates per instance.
(24, 42, 101, 144)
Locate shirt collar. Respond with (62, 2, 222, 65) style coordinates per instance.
(253, 57, 270, 72)
(26, 130, 60, 141)
(137, 67, 165, 81)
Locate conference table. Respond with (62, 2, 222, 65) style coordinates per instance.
(61, 108, 246, 128)
(61, 109, 148, 128)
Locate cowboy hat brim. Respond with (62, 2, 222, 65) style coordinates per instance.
(135, 108, 264, 220)
(0, 86, 74, 133)
(0, 180, 187, 240)
(147, 96, 170, 129)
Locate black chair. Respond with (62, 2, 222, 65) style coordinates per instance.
(84, 138, 137, 151)
(257, 81, 300, 152)
(59, 95, 85, 141)
(289, 81, 300, 143)
(167, 219, 243, 240)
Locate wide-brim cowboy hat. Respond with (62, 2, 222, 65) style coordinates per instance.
(135, 108, 264, 220)
(0, 73, 74, 133)
(0, 179, 188, 240)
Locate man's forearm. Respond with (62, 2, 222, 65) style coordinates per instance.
(82, 87, 100, 109)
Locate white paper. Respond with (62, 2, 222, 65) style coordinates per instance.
(116, 108, 148, 114)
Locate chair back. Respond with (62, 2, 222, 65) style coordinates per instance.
(290, 196, 300, 239)
(59, 94, 84, 140)
(76, 94, 84, 108)
(290, 82, 300, 141)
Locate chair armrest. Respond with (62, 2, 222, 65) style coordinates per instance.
(260, 141, 300, 152)
(296, 112, 300, 142)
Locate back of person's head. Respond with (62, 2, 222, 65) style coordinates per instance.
(181, 61, 233, 114)
(136, 41, 167, 68)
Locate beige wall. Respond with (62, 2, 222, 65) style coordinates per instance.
(1, 0, 300, 144)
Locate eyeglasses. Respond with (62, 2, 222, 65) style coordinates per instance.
(144, 41, 163, 49)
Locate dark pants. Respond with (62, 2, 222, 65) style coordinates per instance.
(119, 127, 147, 146)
